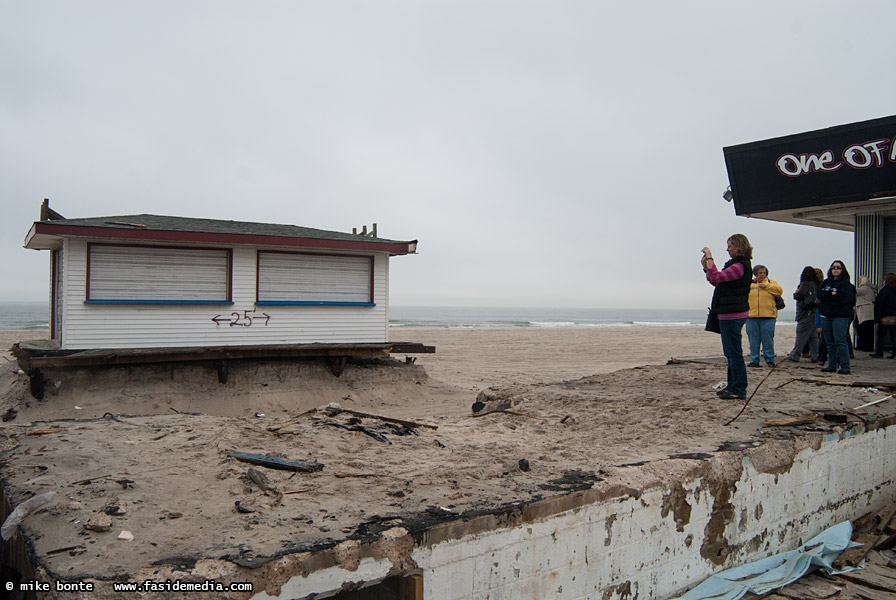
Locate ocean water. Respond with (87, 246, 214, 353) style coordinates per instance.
(388, 306, 713, 328)
(0, 302, 50, 330)
(0, 302, 796, 330)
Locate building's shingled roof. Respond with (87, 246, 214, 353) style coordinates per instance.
(44, 214, 413, 245)
(25, 212, 417, 254)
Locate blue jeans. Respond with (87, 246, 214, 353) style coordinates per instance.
(820, 316, 851, 371)
(719, 317, 748, 397)
(746, 317, 776, 363)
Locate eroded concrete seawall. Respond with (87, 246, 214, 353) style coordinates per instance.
(256, 421, 896, 599)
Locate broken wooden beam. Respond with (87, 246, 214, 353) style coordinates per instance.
(792, 377, 896, 388)
(18, 342, 394, 369)
(854, 396, 894, 410)
(227, 451, 323, 472)
(832, 532, 878, 569)
(323, 407, 438, 430)
(389, 343, 436, 354)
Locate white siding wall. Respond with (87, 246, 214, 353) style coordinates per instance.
(59, 239, 390, 349)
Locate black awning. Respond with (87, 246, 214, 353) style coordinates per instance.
(723, 115, 896, 216)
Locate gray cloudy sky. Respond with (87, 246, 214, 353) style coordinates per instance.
(2, 1, 891, 309)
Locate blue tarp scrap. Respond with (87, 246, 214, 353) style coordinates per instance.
(671, 521, 862, 600)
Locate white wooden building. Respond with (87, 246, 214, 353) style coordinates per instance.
(23, 205, 417, 350)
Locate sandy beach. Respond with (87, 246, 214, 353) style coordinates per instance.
(394, 325, 797, 392)
(8, 322, 887, 590)
(1, 325, 798, 420)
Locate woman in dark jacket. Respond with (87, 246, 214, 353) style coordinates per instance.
(701, 234, 752, 400)
(787, 266, 819, 363)
(817, 260, 856, 374)
(871, 273, 896, 358)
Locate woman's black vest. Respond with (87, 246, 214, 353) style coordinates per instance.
(711, 256, 752, 314)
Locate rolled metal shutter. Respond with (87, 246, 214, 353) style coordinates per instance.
(257, 252, 372, 303)
(87, 245, 230, 301)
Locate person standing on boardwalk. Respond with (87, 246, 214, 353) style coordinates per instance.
(787, 266, 820, 363)
(854, 275, 878, 352)
(817, 260, 856, 374)
(870, 273, 896, 359)
(701, 234, 752, 400)
(745, 265, 783, 367)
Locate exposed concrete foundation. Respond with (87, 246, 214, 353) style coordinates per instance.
(254, 421, 896, 599)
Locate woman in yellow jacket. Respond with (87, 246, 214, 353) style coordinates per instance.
(746, 264, 784, 367)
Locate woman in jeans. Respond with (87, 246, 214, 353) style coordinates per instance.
(817, 260, 856, 374)
(745, 265, 783, 367)
(701, 234, 752, 400)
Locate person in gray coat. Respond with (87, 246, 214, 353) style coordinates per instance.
(854, 275, 878, 352)
(787, 266, 820, 363)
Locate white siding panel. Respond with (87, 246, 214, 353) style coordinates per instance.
(88, 245, 229, 301)
(61, 244, 390, 349)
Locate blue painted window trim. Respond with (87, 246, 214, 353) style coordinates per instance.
(255, 301, 376, 307)
(85, 300, 235, 305)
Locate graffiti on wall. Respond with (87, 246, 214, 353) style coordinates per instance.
(211, 309, 271, 327)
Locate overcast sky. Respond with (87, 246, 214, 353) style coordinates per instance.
(2, 1, 891, 309)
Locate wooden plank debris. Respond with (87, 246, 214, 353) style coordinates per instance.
(854, 396, 894, 410)
(16, 342, 395, 369)
(227, 451, 323, 472)
(834, 502, 896, 580)
(389, 343, 435, 354)
(791, 377, 896, 388)
(47, 545, 86, 557)
(322, 406, 438, 430)
(313, 418, 418, 443)
(471, 401, 511, 417)
(832, 532, 879, 569)
(29, 429, 66, 435)
(833, 561, 896, 594)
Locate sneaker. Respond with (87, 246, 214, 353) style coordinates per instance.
(838, 369, 851, 375)
(716, 389, 730, 397)
(748, 362, 761, 368)
(787, 357, 800, 362)
(817, 360, 825, 366)
(717, 389, 746, 400)
(766, 361, 775, 367)
(820, 366, 836, 373)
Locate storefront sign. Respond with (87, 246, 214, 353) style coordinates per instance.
(723, 115, 896, 214)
